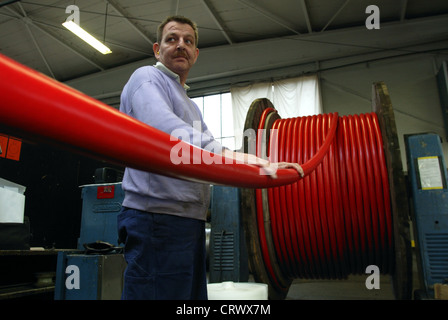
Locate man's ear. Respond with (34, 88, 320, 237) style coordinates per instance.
(193, 48, 199, 64)
(153, 43, 160, 59)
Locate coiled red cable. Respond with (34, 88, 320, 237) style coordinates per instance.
(255, 109, 394, 284)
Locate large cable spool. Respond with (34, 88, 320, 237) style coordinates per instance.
(240, 82, 412, 299)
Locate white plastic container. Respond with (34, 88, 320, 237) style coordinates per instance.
(0, 178, 26, 223)
(207, 281, 268, 300)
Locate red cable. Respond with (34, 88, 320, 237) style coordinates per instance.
(276, 119, 293, 275)
(370, 112, 394, 273)
(280, 118, 296, 277)
(360, 114, 381, 267)
(320, 114, 337, 278)
(255, 107, 284, 289)
(291, 117, 308, 277)
(347, 114, 369, 271)
(0, 53, 304, 189)
(338, 116, 360, 272)
(293, 117, 314, 277)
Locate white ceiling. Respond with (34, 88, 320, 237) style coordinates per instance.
(1, 0, 448, 83)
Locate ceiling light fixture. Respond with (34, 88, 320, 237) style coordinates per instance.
(62, 20, 112, 55)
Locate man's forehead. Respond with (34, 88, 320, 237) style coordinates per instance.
(163, 21, 195, 37)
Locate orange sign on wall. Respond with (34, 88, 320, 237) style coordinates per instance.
(0, 134, 22, 161)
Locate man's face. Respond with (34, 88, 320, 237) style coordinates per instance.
(153, 21, 199, 83)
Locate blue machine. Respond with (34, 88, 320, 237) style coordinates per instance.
(209, 186, 249, 283)
(55, 182, 125, 300)
(405, 133, 448, 298)
(77, 182, 124, 250)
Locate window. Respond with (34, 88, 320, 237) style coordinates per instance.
(231, 75, 322, 150)
(191, 75, 321, 153)
(192, 92, 236, 150)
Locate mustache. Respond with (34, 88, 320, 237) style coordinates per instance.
(173, 51, 188, 59)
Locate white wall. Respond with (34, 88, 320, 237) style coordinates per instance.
(320, 54, 448, 171)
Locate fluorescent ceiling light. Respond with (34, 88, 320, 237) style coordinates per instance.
(62, 21, 112, 55)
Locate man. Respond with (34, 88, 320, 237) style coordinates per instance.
(118, 15, 303, 300)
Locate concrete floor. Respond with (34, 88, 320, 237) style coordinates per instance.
(284, 249, 421, 300)
(285, 274, 395, 300)
(218, 248, 422, 300)
(209, 268, 405, 300)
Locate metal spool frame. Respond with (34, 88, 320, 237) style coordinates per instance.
(241, 82, 412, 300)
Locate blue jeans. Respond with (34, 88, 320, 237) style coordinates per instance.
(117, 207, 208, 300)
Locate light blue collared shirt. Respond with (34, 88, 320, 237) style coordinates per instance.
(154, 61, 190, 90)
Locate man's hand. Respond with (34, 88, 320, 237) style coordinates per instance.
(222, 149, 304, 179)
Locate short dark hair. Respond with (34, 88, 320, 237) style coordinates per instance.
(157, 15, 199, 47)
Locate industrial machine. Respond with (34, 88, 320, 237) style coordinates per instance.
(405, 133, 448, 299)
(209, 185, 249, 283)
(77, 182, 124, 250)
(54, 181, 125, 300)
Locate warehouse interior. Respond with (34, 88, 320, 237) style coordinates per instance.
(1, 0, 448, 301)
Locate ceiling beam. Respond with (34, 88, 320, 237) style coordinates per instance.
(104, 0, 154, 46)
(107, 41, 152, 56)
(3, 5, 104, 72)
(237, 0, 300, 35)
(201, 0, 234, 44)
(24, 23, 55, 78)
(17, 3, 55, 78)
(400, 0, 408, 22)
(299, 0, 313, 33)
(320, 0, 351, 32)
